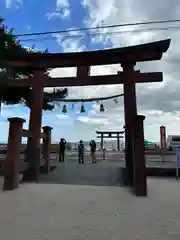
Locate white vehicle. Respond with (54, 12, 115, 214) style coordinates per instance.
(167, 135, 180, 150)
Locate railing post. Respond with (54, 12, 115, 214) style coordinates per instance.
(4, 117, 25, 191)
(42, 126, 52, 173)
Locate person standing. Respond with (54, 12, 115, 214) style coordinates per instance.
(78, 140, 84, 164)
(59, 138, 67, 163)
(89, 140, 97, 163)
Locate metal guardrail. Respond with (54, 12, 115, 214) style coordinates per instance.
(0, 150, 176, 168)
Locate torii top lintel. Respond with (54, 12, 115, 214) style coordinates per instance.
(96, 131, 124, 134)
(8, 39, 170, 69)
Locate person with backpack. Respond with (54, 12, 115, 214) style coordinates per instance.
(78, 140, 84, 164)
(89, 140, 97, 163)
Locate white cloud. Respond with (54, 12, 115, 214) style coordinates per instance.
(56, 0, 69, 9)
(46, 0, 70, 20)
(46, 13, 63, 20)
(55, 32, 86, 52)
(77, 115, 109, 125)
(5, 0, 23, 8)
(56, 114, 69, 119)
(49, 67, 76, 78)
(56, 0, 70, 18)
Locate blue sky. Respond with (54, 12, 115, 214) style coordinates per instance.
(1, 0, 103, 143)
(1, 0, 86, 51)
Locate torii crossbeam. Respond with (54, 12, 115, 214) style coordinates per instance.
(3, 72, 163, 87)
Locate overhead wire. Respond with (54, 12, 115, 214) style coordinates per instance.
(13, 19, 180, 37)
(18, 25, 180, 43)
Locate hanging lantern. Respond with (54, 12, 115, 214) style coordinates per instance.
(80, 103, 85, 113)
(100, 103, 105, 112)
(62, 104, 67, 113)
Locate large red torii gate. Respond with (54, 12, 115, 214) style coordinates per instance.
(6, 39, 170, 196)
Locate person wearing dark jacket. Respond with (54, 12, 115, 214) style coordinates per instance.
(78, 140, 84, 164)
(59, 138, 67, 163)
(89, 140, 96, 163)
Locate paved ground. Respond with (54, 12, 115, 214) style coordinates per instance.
(0, 156, 179, 239)
(39, 157, 121, 186)
(0, 179, 180, 239)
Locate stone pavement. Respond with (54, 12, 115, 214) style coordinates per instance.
(0, 159, 179, 239)
(39, 158, 121, 186)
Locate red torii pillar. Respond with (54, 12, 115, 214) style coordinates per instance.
(23, 70, 45, 182)
(122, 62, 137, 186)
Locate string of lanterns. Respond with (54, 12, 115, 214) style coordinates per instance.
(62, 101, 104, 113)
(57, 93, 124, 114)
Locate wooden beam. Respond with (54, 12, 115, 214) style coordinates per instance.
(8, 52, 162, 69)
(22, 129, 45, 139)
(7, 39, 170, 68)
(5, 72, 163, 88)
(77, 65, 90, 77)
(96, 131, 125, 134)
(97, 136, 124, 139)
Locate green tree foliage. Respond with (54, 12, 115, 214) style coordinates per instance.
(0, 17, 68, 110)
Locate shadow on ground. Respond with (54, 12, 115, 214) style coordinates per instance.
(39, 160, 122, 187)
